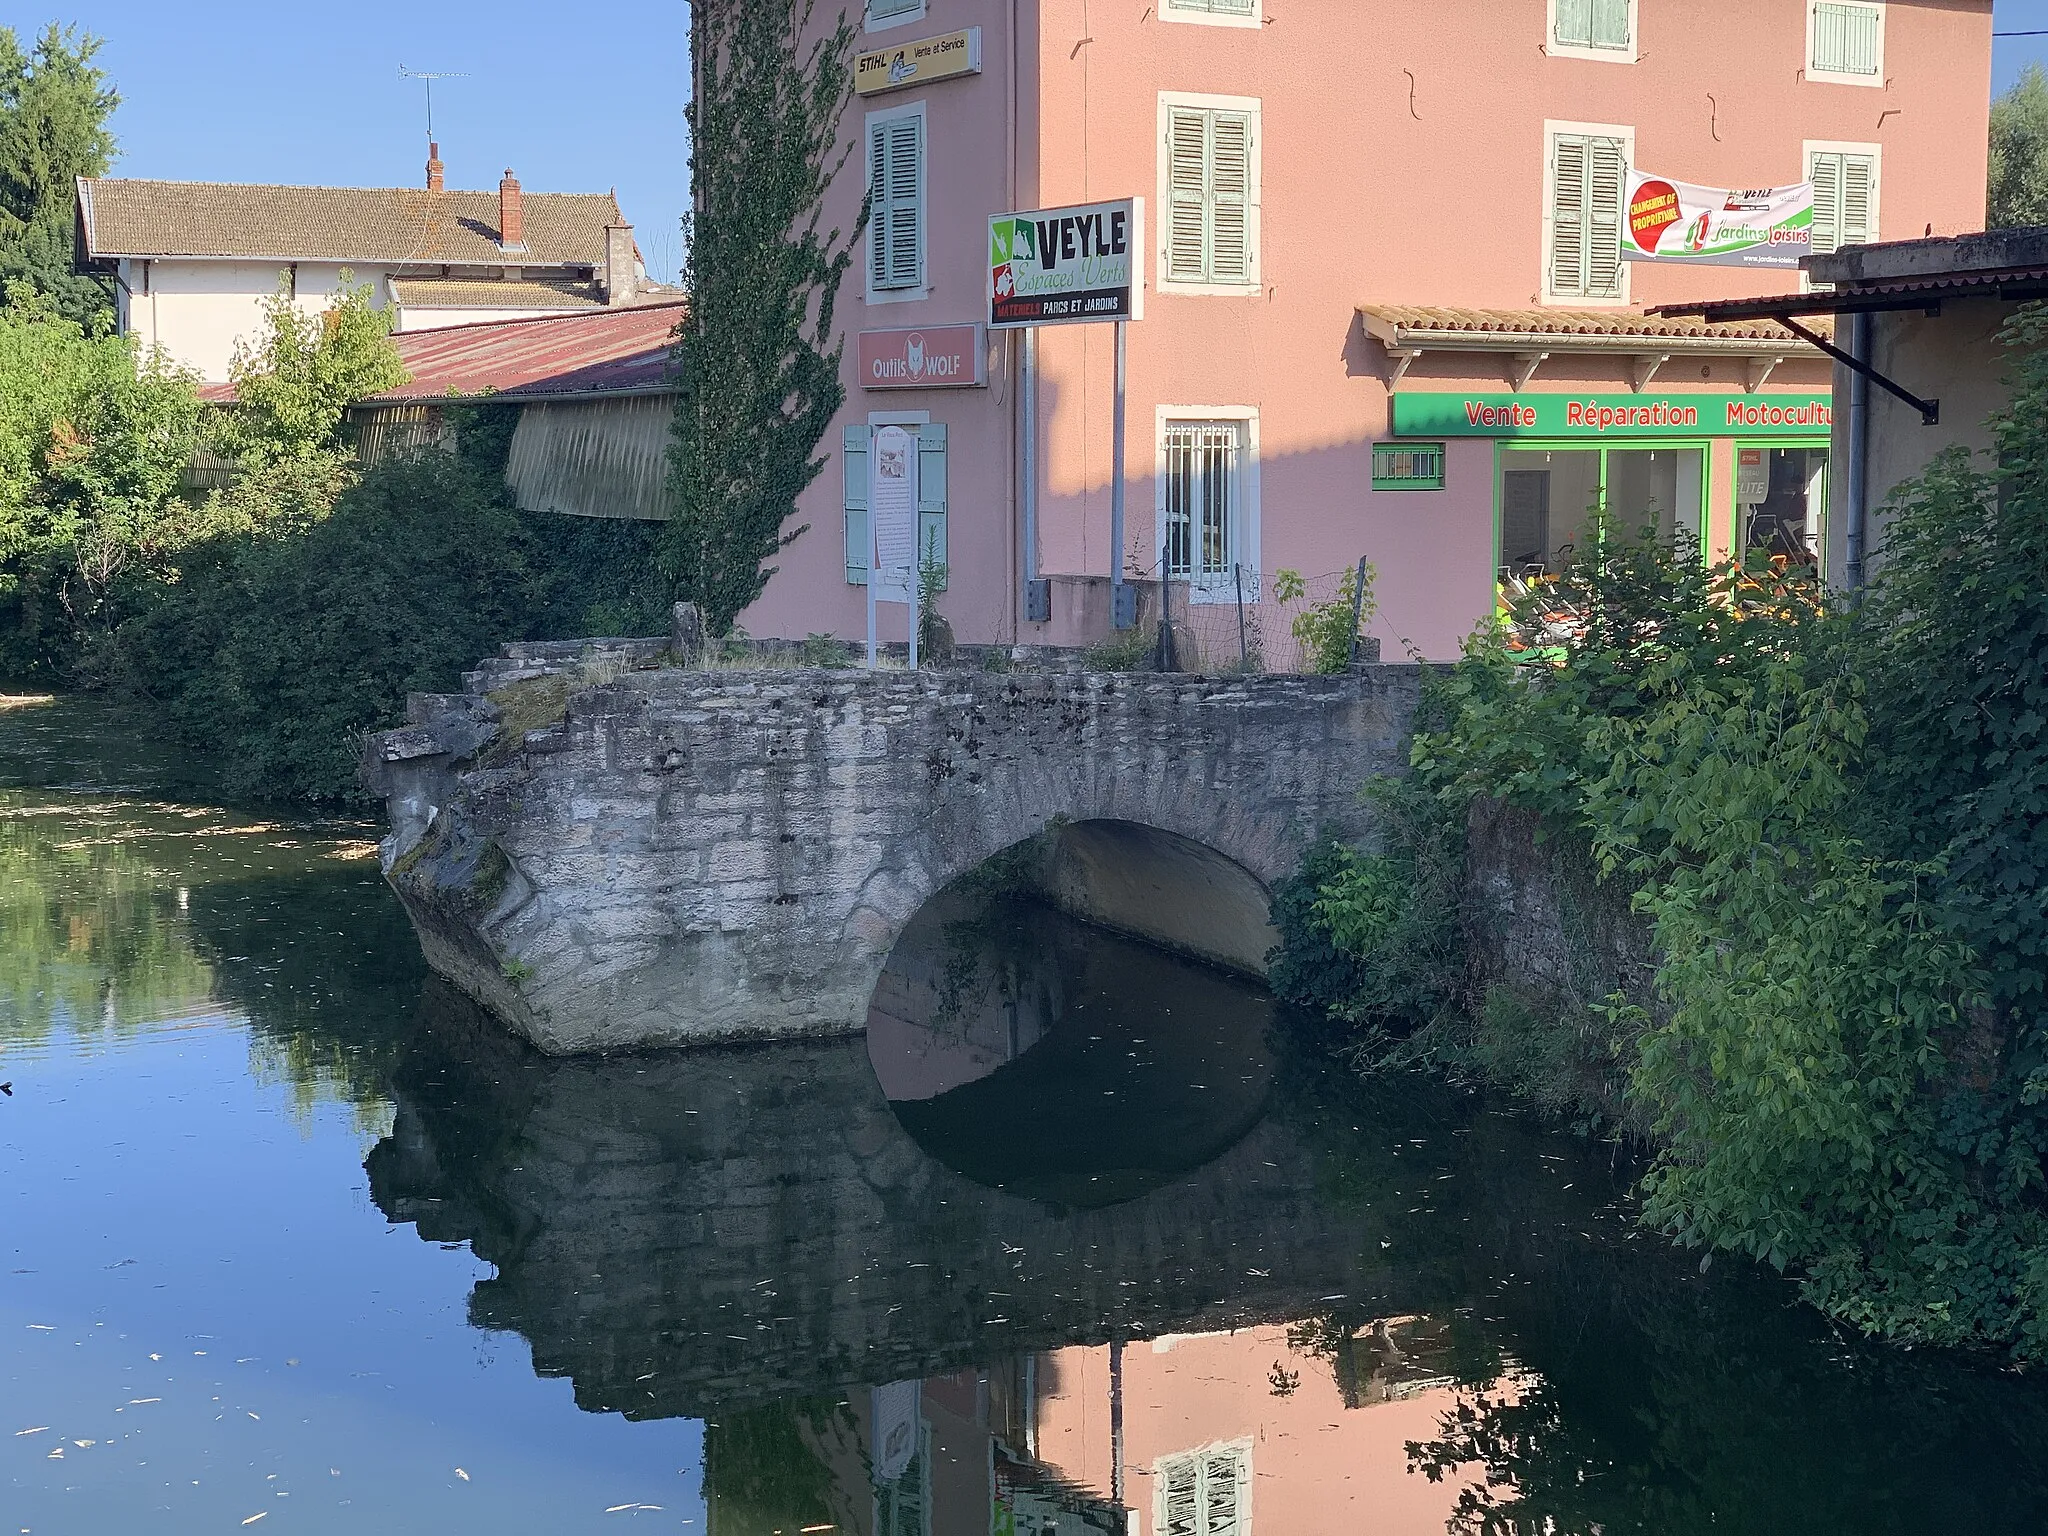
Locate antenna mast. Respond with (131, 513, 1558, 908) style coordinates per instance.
(398, 64, 469, 142)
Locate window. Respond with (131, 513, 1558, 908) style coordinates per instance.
(865, 0, 924, 31)
(1807, 144, 1879, 259)
(867, 105, 925, 297)
(1160, 96, 1260, 291)
(1158, 410, 1258, 601)
(1373, 442, 1445, 490)
(844, 422, 947, 585)
(1550, 0, 1635, 60)
(1808, 2, 1883, 84)
(1163, 0, 1260, 25)
(1156, 1442, 1251, 1536)
(1545, 125, 1631, 302)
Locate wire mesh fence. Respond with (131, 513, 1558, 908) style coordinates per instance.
(1119, 559, 1375, 676)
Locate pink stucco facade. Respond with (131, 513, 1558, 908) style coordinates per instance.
(741, 0, 1993, 661)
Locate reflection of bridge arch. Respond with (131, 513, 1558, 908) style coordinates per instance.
(371, 663, 1422, 1054)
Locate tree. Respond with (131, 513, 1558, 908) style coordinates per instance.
(212, 272, 410, 466)
(665, 0, 865, 636)
(0, 25, 118, 326)
(1990, 64, 2048, 230)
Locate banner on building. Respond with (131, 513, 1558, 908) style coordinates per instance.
(1390, 391, 1833, 438)
(988, 198, 1145, 328)
(1622, 171, 1812, 268)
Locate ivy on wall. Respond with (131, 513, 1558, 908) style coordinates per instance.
(667, 0, 865, 636)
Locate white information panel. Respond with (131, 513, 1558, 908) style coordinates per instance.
(866, 424, 921, 667)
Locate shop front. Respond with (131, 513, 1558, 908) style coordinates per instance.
(1387, 390, 1834, 583)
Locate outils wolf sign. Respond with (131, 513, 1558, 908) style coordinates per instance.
(988, 198, 1145, 327)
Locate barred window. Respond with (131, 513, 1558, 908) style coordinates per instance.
(1373, 442, 1446, 490)
(1164, 421, 1245, 582)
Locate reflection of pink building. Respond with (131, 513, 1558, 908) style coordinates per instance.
(1035, 1322, 1492, 1535)
(737, 0, 1991, 661)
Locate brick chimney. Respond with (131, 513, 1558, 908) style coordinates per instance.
(604, 224, 639, 306)
(498, 169, 526, 253)
(425, 142, 445, 192)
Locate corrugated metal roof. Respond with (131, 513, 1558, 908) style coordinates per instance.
(1654, 266, 2048, 325)
(1359, 302, 1828, 344)
(78, 177, 620, 267)
(375, 302, 686, 401)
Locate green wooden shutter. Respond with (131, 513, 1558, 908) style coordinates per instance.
(1813, 3, 1880, 75)
(1592, 0, 1630, 47)
(1841, 154, 1874, 246)
(916, 423, 947, 590)
(1556, 0, 1593, 45)
(1167, 108, 1209, 281)
(1551, 137, 1588, 295)
(868, 0, 922, 20)
(844, 424, 871, 585)
(1210, 110, 1253, 283)
(870, 115, 923, 291)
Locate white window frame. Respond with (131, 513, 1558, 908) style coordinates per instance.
(865, 100, 928, 306)
(1160, 0, 1263, 30)
(1802, 139, 1882, 289)
(1155, 405, 1261, 605)
(1806, 1, 1885, 87)
(1153, 1438, 1255, 1536)
(864, 0, 926, 34)
(1546, 0, 1639, 63)
(1541, 118, 1635, 307)
(1156, 92, 1263, 296)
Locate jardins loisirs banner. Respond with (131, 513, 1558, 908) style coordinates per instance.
(1623, 170, 1812, 268)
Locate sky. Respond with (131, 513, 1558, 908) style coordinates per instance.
(21, 0, 2048, 288)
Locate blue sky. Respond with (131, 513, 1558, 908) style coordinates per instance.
(25, 0, 2048, 286)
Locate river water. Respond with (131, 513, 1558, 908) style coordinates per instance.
(5, 696, 2048, 1535)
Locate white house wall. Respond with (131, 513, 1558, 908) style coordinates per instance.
(119, 259, 396, 382)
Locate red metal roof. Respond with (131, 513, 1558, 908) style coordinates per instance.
(376, 301, 685, 401)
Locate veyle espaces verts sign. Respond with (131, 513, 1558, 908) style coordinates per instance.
(988, 198, 1145, 328)
(1391, 392, 1834, 439)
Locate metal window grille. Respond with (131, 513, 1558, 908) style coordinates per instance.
(1556, 0, 1630, 49)
(1372, 442, 1445, 490)
(1549, 133, 1627, 298)
(1812, 3, 1880, 75)
(1165, 422, 1243, 581)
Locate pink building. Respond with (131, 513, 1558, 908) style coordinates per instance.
(740, 0, 1993, 661)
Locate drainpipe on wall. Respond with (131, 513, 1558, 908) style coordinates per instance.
(1844, 309, 1872, 596)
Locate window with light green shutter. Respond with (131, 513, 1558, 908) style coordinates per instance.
(1549, 133, 1627, 298)
(1168, 0, 1255, 13)
(868, 112, 924, 292)
(867, 0, 922, 22)
(844, 423, 948, 587)
(1808, 150, 1876, 259)
(1165, 105, 1257, 287)
(1556, 0, 1631, 50)
(1812, 3, 1881, 76)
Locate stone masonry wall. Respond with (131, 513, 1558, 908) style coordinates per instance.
(365, 650, 1421, 1054)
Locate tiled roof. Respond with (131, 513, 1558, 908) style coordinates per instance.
(369, 302, 686, 402)
(1359, 303, 1830, 344)
(391, 277, 609, 312)
(77, 178, 621, 268)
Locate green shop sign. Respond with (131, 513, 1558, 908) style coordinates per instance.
(1391, 391, 1833, 439)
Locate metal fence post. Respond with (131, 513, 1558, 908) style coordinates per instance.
(1346, 555, 1369, 668)
(1235, 563, 1249, 667)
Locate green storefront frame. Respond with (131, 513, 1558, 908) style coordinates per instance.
(1490, 438, 1713, 581)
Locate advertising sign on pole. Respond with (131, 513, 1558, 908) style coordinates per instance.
(1623, 171, 1812, 268)
(866, 425, 921, 668)
(988, 199, 1145, 328)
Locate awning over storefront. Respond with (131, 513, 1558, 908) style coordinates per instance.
(1357, 303, 1830, 393)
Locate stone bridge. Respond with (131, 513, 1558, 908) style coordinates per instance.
(365, 639, 1421, 1055)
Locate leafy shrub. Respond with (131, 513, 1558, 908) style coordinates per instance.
(1274, 563, 1377, 674)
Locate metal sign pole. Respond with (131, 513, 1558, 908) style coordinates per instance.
(866, 513, 879, 669)
(1110, 320, 1129, 627)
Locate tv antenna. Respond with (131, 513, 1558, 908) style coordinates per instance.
(398, 65, 468, 141)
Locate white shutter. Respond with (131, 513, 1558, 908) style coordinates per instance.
(1167, 108, 1210, 282)
(1550, 137, 1588, 296)
(844, 424, 871, 586)
(1160, 1459, 1199, 1536)
(1809, 152, 1843, 257)
(1813, 3, 1880, 76)
(1210, 111, 1253, 283)
(1203, 1451, 1244, 1536)
(1841, 154, 1874, 246)
(1587, 137, 1626, 297)
(1555, 0, 1593, 45)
